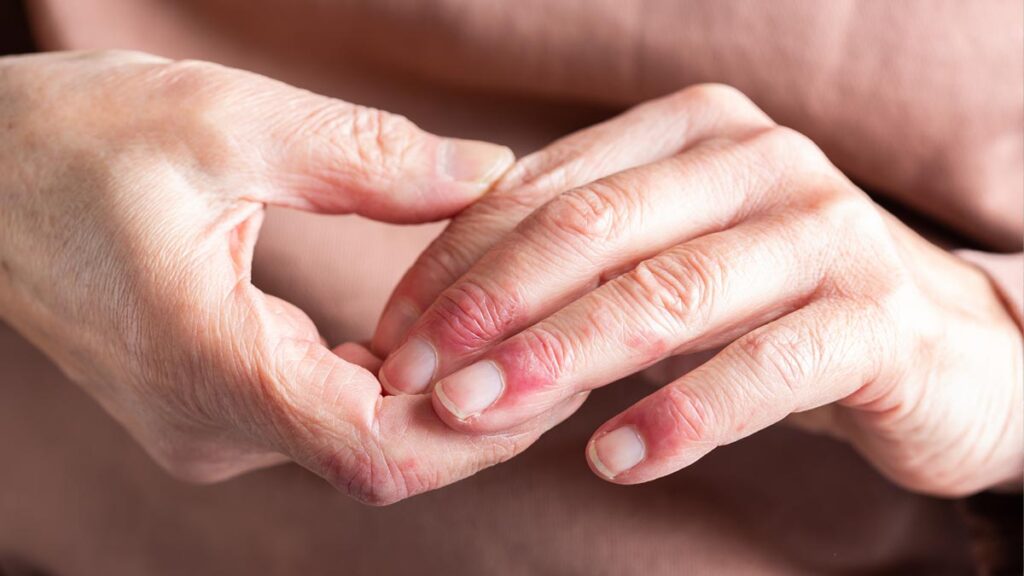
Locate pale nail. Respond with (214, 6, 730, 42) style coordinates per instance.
(441, 139, 514, 183)
(381, 337, 436, 395)
(435, 361, 504, 420)
(376, 301, 420, 354)
(589, 426, 646, 479)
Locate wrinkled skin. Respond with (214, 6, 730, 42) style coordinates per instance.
(376, 85, 1023, 497)
(0, 50, 586, 505)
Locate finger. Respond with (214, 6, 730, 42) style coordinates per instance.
(333, 342, 383, 373)
(200, 64, 515, 223)
(381, 126, 818, 395)
(260, 338, 586, 505)
(373, 85, 774, 354)
(429, 212, 838, 432)
(584, 300, 884, 484)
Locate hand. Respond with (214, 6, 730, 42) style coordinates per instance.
(374, 85, 1023, 496)
(0, 50, 585, 505)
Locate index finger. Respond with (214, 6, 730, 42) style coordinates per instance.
(372, 85, 773, 356)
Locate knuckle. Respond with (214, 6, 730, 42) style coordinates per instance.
(134, 59, 245, 166)
(478, 187, 548, 219)
(627, 249, 722, 330)
(79, 48, 162, 65)
(861, 278, 922, 363)
(734, 327, 817, 395)
(416, 234, 475, 287)
(319, 444, 404, 507)
(533, 181, 633, 246)
(806, 189, 887, 239)
(346, 106, 420, 175)
(752, 125, 830, 172)
(658, 386, 715, 444)
(432, 279, 522, 351)
(146, 59, 232, 113)
(514, 326, 577, 390)
(676, 83, 756, 114)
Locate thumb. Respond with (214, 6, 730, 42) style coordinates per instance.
(225, 75, 514, 222)
(259, 339, 587, 505)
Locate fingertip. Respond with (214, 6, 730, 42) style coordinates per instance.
(377, 368, 404, 397)
(439, 139, 515, 186)
(373, 299, 421, 357)
(586, 425, 647, 482)
(333, 342, 383, 373)
(430, 386, 480, 432)
(378, 337, 437, 396)
(431, 360, 504, 421)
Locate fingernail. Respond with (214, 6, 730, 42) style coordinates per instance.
(435, 361, 504, 420)
(381, 337, 436, 395)
(589, 426, 646, 479)
(376, 301, 420, 354)
(441, 139, 514, 184)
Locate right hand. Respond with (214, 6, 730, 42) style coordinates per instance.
(0, 50, 581, 504)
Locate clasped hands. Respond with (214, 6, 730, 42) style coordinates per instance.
(2, 52, 1018, 505)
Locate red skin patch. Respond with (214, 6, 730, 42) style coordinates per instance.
(427, 281, 525, 358)
(625, 330, 672, 365)
(489, 337, 560, 400)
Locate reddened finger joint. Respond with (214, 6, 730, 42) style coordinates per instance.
(535, 181, 633, 246)
(658, 385, 716, 446)
(626, 249, 723, 331)
(503, 326, 577, 394)
(433, 280, 523, 352)
(733, 325, 819, 399)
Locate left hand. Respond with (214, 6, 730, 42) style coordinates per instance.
(372, 85, 1023, 496)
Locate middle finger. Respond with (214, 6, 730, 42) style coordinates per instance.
(380, 126, 817, 395)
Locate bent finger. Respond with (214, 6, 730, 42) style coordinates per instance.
(586, 300, 883, 484)
(429, 213, 837, 432)
(373, 84, 774, 354)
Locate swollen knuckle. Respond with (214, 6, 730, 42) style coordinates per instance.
(629, 250, 721, 328)
(754, 125, 830, 172)
(661, 386, 715, 444)
(433, 280, 521, 350)
(536, 181, 632, 245)
(348, 106, 419, 174)
(735, 328, 816, 394)
(517, 326, 576, 387)
(480, 187, 547, 219)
